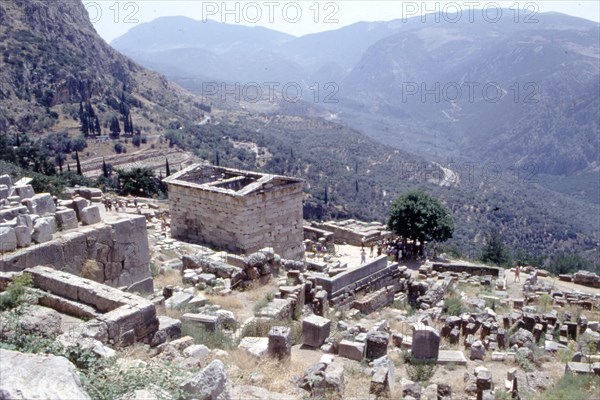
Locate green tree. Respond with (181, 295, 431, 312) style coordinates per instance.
(75, 151, 82, 176)
(546, 253, 597, 275)
(117, 167, 166, 198)
(481, 228, 511, 266)
(388, 190, 454, 249)
(102, 158, 109, 178)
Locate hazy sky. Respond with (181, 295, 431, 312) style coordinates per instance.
(85, 1, 600, 43)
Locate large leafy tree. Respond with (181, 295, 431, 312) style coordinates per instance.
(117, 167, 166, 198)
(388, 190, 454, 245)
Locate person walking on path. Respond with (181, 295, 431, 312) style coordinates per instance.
(360, 248, 366, 264)
(514, 265, 521, 282)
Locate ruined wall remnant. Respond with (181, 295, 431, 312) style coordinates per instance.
(164, 164, 305, 260)
(0, 215, 152, 293)
(311, 256, 411, 307)
(0, 174, 152, 293)
(313, 220, 393, 246)
(26, 265, 158, 347)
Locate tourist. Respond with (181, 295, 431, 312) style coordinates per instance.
(369, 242, 374, 257)
(514, 265, 521, 282)
(360, 247, 366, 264)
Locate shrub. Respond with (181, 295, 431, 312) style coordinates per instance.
(403, 351, 437, 382)
(535, 374, 600, 400)
(0, 273, 33, 311)
(182, 323, 236, 350)
(444, 294, 464, 316)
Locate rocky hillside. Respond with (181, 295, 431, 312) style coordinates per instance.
(0, 1, 597, 263)
(0, 0, 208, 136)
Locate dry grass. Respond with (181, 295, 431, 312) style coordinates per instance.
(343, 362, 372, 399)
(205, 294, 244, 311)
(243, 280, 279, 302)
(228, 349, 308, 394)
(81, 260, 101, 281)
(163, 308, 185, 320)
(119, 344, 154, 362)
(153, 269, 182, 290)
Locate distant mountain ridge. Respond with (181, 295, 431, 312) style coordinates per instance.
(111, 12, 600, 177)
(0, 1, 597, 264)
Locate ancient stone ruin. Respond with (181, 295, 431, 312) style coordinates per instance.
(0, 175, 152, 293)
(164, 164, 305, 260)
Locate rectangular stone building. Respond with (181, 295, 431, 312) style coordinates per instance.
(163, 164, 305, 260)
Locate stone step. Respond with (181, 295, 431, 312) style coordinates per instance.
(35, 289, 101, 320)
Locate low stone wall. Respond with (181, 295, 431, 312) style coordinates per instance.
(312, 256, 410, 307)
(303, 225, 334, 245)
(314, 220, 393, 246)
(431, 263, 500, 277)
(0, 215, 152, 293)
(26, 265, 158, 347)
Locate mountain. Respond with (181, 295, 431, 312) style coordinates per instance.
(111, 12, 600, 178)
(0, 0, 208, 136)
(0, 1, 597, 264)
(111, 17, 303, 84)
(339, 13, 600, 176)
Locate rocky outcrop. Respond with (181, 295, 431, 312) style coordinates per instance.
(0, 349, 91, 399)
(180, 359, 232, 400)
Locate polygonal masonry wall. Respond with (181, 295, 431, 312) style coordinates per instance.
(164, 164, 305, 260)
(0, 215, 152, 293)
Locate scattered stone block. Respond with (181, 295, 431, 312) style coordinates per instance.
(412, 325, 440, 361)
(0, 175, 13, 188)
(13, 184, 35, 199)
(324, 361, 345, 397)
(0, 227, 17, 252)
(183, 344, 210, 360)
(365, 331, 389, 361)
(80, 205, 101, 225)
(23, 193, 56, 215)
(238, 337, 269, 358)
(470, 340, 486, 360)
(13, 225, 31, 248)
(0, 349, 92, 400)
(302, 315, 331, 348)
(437, 350, 468, 366)
(31, 218, 53, 243)
(338, 339, 365, 361)
(509, 328, 535, 348)
(268, 326, 292, 360)
(182, 313, 219, 332)
(179, 359, 232, 399)
(165, 292, 193, 309)
(55, 209, 78, 231)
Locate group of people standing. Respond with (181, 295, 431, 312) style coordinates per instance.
(360, 237, 428, 264)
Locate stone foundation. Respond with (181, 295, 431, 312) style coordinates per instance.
(24, 265, 159, 347)
(311, 256, 411, 307)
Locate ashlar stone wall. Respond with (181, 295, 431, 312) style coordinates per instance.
(166, 166, 304, 260)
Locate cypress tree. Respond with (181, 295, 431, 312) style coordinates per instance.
(94, 116, 101, 135)
(129, 113, 134, 134)
(102, 158, 109, 178)
(165, 157, 171, 177)
(75, 151, 82, 176)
